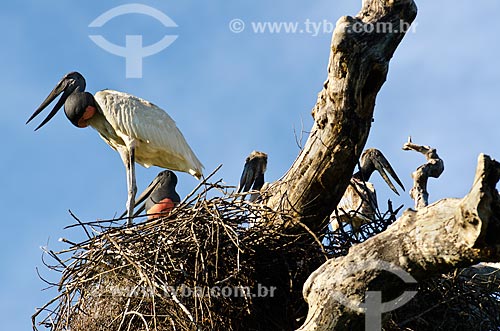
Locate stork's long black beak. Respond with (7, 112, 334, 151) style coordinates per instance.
(136, 176, 162, 207)
(119, 175, 162, 218)
(27, 72, 85, 131)
(373, 153, 405, 195)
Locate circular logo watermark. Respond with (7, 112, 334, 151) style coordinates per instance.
(229, 18, 245, 33)
(88, 4, 179, 78)
(330, 260, 418, 331)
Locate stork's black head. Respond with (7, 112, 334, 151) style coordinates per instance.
(27, 72, 96, 130)
(354, 148, 405, 195)
(148, 170, 180, 206)
(131, 170, 180, 212)
(237, 151, 268, 193)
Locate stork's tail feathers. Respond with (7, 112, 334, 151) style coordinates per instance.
(189, 169, 203, 180)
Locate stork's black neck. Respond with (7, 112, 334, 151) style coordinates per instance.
(145, 171, 181, 210)
(146, 185, 180, 211)
(64, 92, 97, 128)
(60, 72, 95, 128)
(149, 186, 181, 204)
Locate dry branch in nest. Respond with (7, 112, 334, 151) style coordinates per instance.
(327, 200, 403, 255)
(33, 167, 500, 331)
(388, 267, 500, 330)
(32, 175, 331, 331)
(298, 154, 500, 330)
(33, 170, 406, 331)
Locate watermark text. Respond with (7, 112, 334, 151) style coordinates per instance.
(229, 18, 417, 36)
(90, 283, 277, 299)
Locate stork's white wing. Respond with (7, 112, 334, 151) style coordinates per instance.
(94, 90, 203, 177)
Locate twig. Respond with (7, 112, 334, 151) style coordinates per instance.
(68, 209, 92, 239)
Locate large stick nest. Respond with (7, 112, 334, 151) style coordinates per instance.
(33, 176, 332, 331)
(33, 174, 499, 331)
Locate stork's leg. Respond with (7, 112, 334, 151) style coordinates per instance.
(127, 142, 137, 224)
(118, 138, 137, 226)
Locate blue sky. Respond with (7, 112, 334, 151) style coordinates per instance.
(1, 1, 499, 329)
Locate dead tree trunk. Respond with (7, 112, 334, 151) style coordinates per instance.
(254, 0, 500, 329)
(265, 0, 418, 233)
(298, 154, 500, 330)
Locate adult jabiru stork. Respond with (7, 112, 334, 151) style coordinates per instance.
(237, 151, 268, 202)
(330, 148, 404, 234)
(27, 72, 203, 225)
(121, 170, 181, 220)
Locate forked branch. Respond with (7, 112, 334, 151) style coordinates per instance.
(298, 154, 500, 330)
(265, 0, 418, 233)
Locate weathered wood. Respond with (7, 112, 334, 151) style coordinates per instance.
(298, 154, 500, 331)
(265, 0, 418, 232)
(403, 137, 444, 209)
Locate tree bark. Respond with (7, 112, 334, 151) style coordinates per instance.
(403, 138, 444, 209)
(298, 154, 500, 330)
(253, 0, 500, 329)
(265, 0, 418, 232)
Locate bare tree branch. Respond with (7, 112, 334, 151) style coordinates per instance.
(265, 0, 418, 232)
(403, 137, 444, 209)
(298, 154, 500, 330)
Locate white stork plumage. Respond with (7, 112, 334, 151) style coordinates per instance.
(27, 72, 203, 225)
(330, 148, 404, 234)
